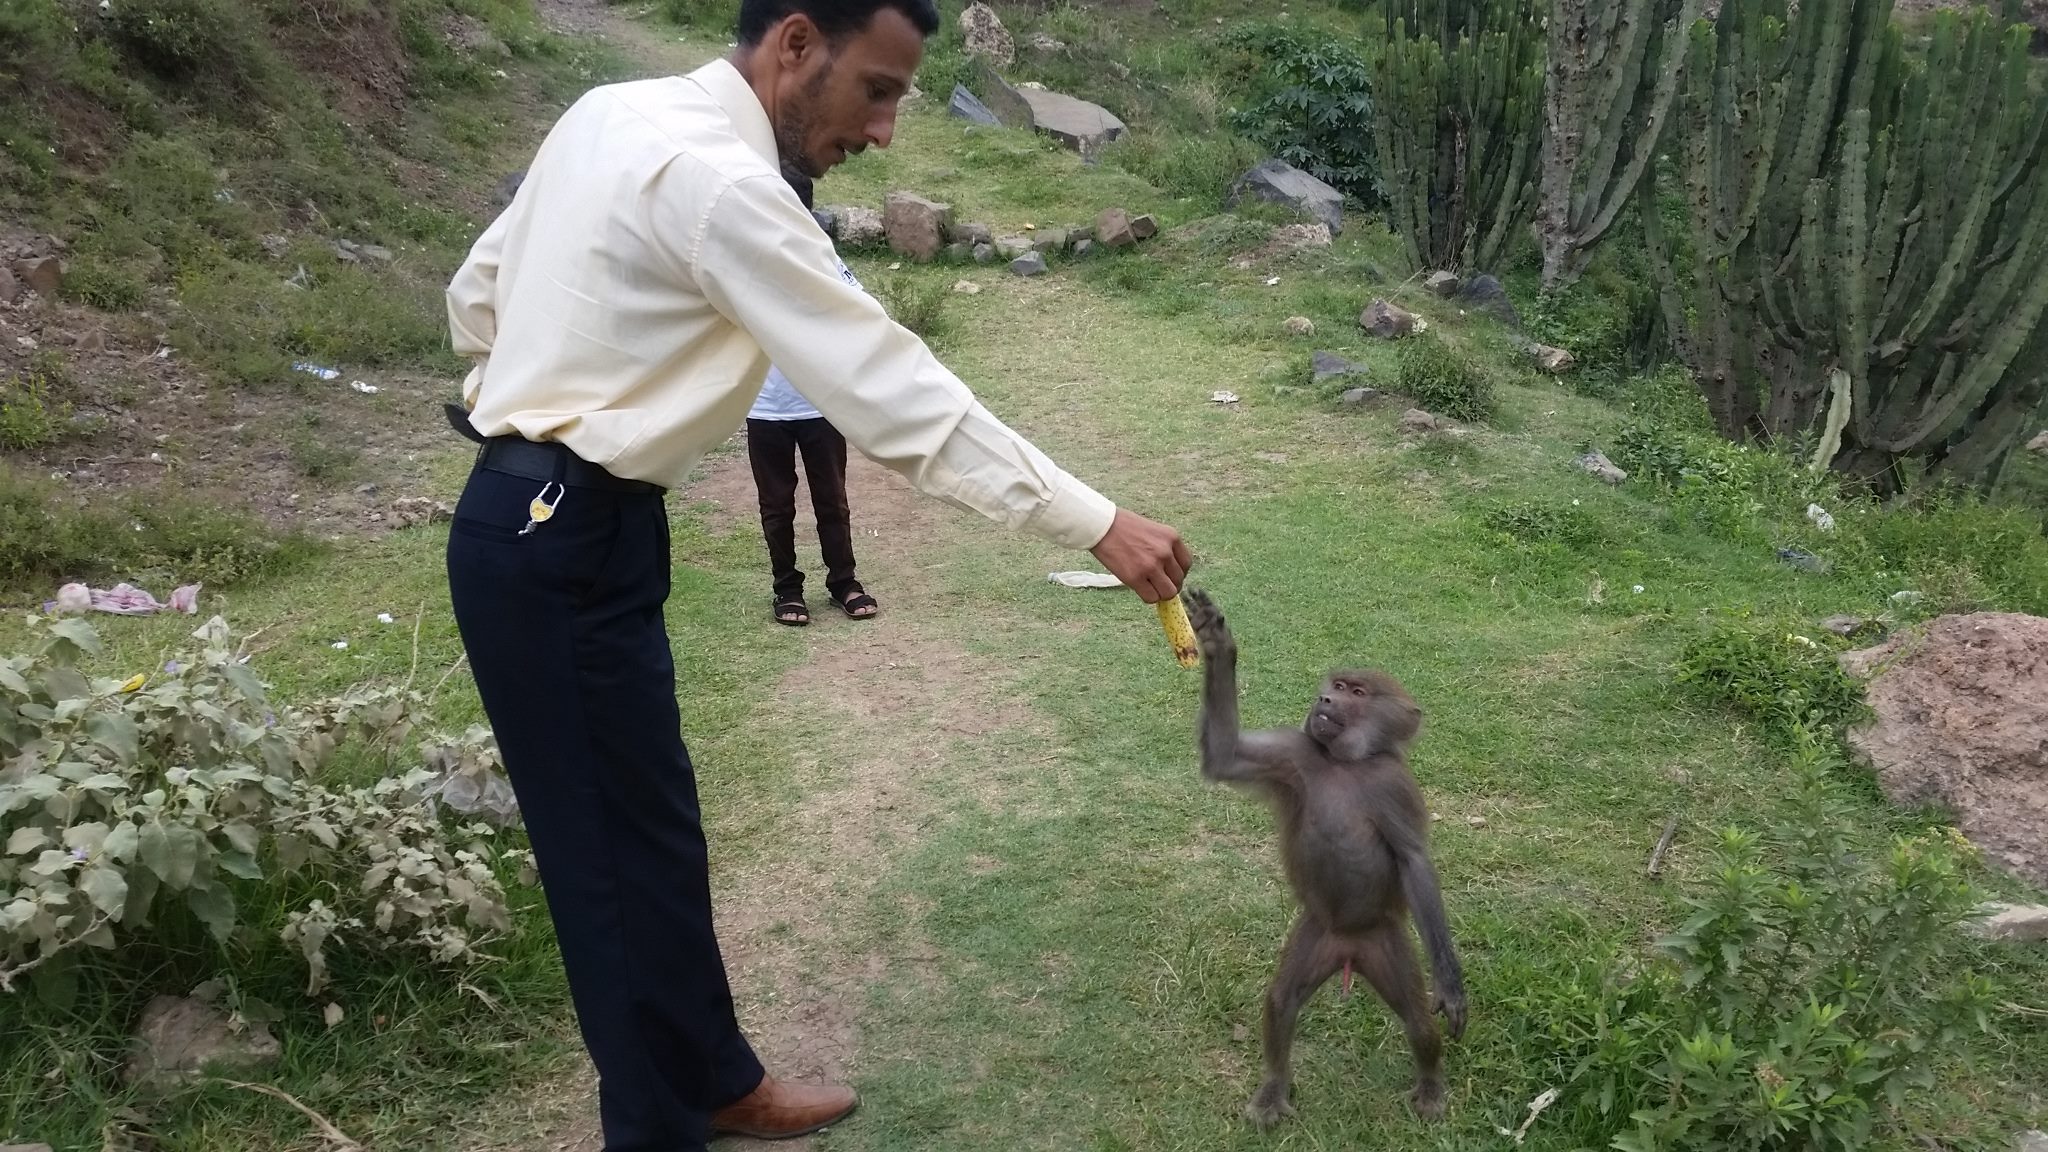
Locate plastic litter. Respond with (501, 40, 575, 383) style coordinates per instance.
(46, 581, 200, 616)
(350, 380, 379, 395)
(1211, 390, 1240, 404)
(1047, 571, 1123, 589)
(1806, 503, 1836, 531)
(292, 361, 341, 381)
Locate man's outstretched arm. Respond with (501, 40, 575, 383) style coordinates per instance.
(683, 170, 1190, 600)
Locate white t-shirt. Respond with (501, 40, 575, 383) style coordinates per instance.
(748, 254, 864, 422)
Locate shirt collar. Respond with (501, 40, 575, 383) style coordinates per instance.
(687, 57, 780, 168)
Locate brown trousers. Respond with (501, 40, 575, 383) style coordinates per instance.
(745, 417, 859, 603)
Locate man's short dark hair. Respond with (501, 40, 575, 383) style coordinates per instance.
(736, 0, 940, 46)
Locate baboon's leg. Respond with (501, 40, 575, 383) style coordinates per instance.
(1246, 914, 1342, 1130)
(1353, 924, 1446, 1120)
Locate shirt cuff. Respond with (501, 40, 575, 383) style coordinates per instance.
(1029, 479, 1119, 552)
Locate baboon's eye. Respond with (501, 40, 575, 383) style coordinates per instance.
(1350, 685, 1367, 697)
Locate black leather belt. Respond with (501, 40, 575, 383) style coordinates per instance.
(445, 403, 662, 494)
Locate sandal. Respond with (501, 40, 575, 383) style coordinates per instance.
(830, 586, 879, 620)
(772, 598, 810, 627)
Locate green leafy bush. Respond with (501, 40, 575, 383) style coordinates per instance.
(875, 274, 953, 343)
(0, 615, 532, 997)
(1223, 25, 1380, 207)
(0, 361, 67, 452)
(1675, 617, 1867, 741)
(1396, 333, 1493, 422)
(1512, 733, 1995, 1151)
(104, 0, 275, 96)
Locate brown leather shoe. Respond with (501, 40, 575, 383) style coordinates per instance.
(710, 1074, 858, 1140)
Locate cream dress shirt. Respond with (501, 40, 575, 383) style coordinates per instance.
(445, 58, 1118, 551)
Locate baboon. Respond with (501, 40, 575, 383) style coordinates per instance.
(1184, 588, 1466, 1129)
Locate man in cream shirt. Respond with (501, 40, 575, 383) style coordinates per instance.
(441, 0, 1190, 1148)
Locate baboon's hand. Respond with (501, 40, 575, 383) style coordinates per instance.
(1434, 988, 1467, 1041)
(1183, 588, 1233, 660)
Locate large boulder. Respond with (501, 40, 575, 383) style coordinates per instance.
(1016, 87, 1126, 155)
(972, 60, 1036, 131)
(1227, 160, 1345, 236)
(883, 192, 953, 261)
(1096, 208, 1138, 248)
(1359, 299, 1418, 339)
(1839, 612, 2048, 887)
(1456, 273, 1523, 329)
(959, 1, 1014, 65)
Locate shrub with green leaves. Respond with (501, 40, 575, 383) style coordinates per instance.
(1512, 732, 1995, 1151)
(1396, 333, 1493, 422)
(0, 362, 66, 452)
(875, 274, 952, 343)
(0, 614, 531, 997)
(1223, 26, 1380, 208)
(1675, 617, 1866, 741)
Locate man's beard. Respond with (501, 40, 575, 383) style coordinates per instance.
(773, 66, 834, 179)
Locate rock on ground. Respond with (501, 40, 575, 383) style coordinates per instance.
(1966, 903, 2048, 942)
(959, 2, 1014, 65)
(948, 84, 1001, 126)
(1096, 208, 1138, 248)
(1529, 343, 1577, 372)
(973, 60, 1036, 131)
(1425, 271, 1461, 297)
(1227, 159, 1345, 236)
(949, 221, 993, 247)
(994, 235, 1034, 259)
(1032, 228, 1070, 254)
(1839, 612, 2048, 887)
(1312, 351, 1367, 384)
(1399, 409, 1440, 434)
(1072, 239, 1096, 257)
(2018, 1131, 2048, 1152)
(1576, 450, 1628, 484)
(124, 995, 282, 1088)
(838, 207, 886, 249)
(0, 263, 22, 304)
(1015, 87, 1126, 155)
(1283, 316, 1315, 336)
(2029, 430, 2048, 455)
(11, 257, 63, 297)
(1359, 299, 1418, 339)
(1457, 274, 1522, 329)
(1010, 252, 1049, 277)
(0, 1143, 55, 1152)
(1340, 387, 1380, 406)
(972, 243, 997, 264)
(883, 192, 953, 261)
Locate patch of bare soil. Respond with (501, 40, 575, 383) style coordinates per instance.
(494, 449, 1053, 1152)
(0, 270, 457, 551)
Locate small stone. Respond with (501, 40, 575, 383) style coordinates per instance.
(1466, 816, 1488, 828)
(1340, 387, 1379, 406)
(944, 242, 974, 261)
(953, 280, 982, 295)
(1072, 239, 1095, 258)
(1576, 450, 1628, 485)
(11, 256, 63, 297)
(1032, 228, 1071, 254)
(972, 243, 997, 264)
(1966, 903, 2048, 942)
(2015, 1130, 2048, 1152)
(1359, 299, 1418, 339)
(73, 329, 108, 353)
(124, 995, 282, 1088)
(1529, 343, 1577, 373)
(1399, 409, 1440, 435)
(884, 192, 954, 262)
(1026, 31, 1068, 52)
(839, 207, 886, 249)
(260, 234, 290, 258)
(1818, 614, 1870, 637)
(2028, 430, 2048, 456)
(1777, 547, 1827, 573)
(1130, 214, 1159, 240)
(0, 264, 24, 304)
(332, 242, 361, 264)
(1010, 252, 1049, 277)
(1096, 208, 1138, 248)
(810, 207, 841, 238)
(1425, 271, 1461, 297)
(1283, 316, 1315, 336)
(1311, 351, 1367, 384)
(949, 221, 994, 247)
(994, 235, 1035, 259)
(360, 244, 395, 263)
(0, 1143, 55, 1152)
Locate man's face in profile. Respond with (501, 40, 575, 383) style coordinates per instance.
(770, 7, 924, 178)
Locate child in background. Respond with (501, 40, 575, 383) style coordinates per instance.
(746, 171, 879, 626)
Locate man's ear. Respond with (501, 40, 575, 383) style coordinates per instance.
(774, 12, 827, 71)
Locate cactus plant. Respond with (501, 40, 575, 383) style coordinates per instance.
(1374, 0, 1545, 274)
(1642, 0, 2048, 491)
(1534, 0, 1700, 290)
